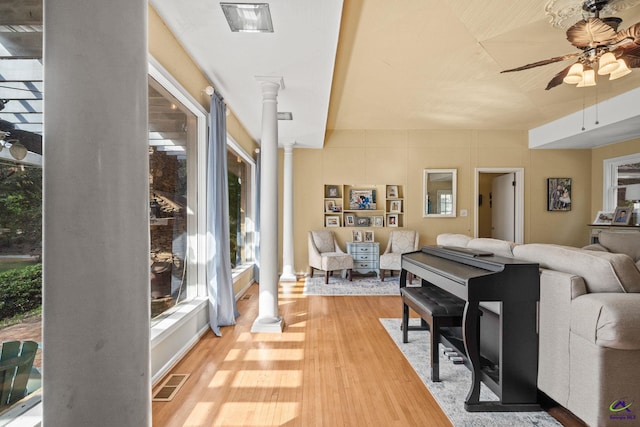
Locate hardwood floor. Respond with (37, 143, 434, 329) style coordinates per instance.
(152, 280, 586, 427)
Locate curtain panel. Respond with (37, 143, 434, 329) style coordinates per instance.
(206, 92, 239, 336)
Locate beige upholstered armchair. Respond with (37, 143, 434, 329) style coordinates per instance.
(379, 230, 419, 281)
(308, 230, 353, 284)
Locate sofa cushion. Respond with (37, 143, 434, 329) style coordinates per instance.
(513, 244, 640, 293)
(571, 293, 640, 350)
(436, 233, 472, 248)
(597, 231, 640, 263)
(467, 238, 517, 258)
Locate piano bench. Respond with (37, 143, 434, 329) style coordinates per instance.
(400, 285, 465, 382)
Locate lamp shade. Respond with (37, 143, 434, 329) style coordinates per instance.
(597, 52, 619, 75)
(577, 68, 596, 87)
(610, 59, 631, 80)
(626, 184, 640, 201)
(563, 63, 584, 84)
(9, 141, 28, 160)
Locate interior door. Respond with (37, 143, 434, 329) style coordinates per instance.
(491, 173, 515, 241)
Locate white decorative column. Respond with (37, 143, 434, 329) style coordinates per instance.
(252, 77, 284, 333)
(44, 0, 150, 426)
(280, 142, 297, 282)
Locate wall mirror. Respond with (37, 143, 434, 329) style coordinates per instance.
(423, 169, 457, 217)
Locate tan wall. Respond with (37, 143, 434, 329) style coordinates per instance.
(590, 137, 640, 216)
(288, 129, 595, 275)
(149, 7, 257, 157)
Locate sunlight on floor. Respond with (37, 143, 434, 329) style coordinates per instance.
(214, 402, 300, 426)
(231, 370, 303, 387)
(244, 348, 304, 361)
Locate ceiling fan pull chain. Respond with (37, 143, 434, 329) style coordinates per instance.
(595, 85, 599, 125)
(582, 91, 586, 131)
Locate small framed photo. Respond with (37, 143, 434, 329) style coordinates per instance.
(364, 230, 375, 243)
(612, 207, 632, 225)
(390, 200, 402, 213)
(355, 217, 370, 227)
(372, 216, 384, 227)
(547, 178, 572, 211)
(352, 230, 363, 242)
(325, 200, 335, 212)
(345, 214, 355, 226)
(327, 185, 339, 198)
(593, 211, 614, 225)
(387, 214, 398, 227)
(387, 185, 398, 198)
(325, 216, 340, 227)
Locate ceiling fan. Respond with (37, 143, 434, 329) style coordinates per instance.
(501, 0, 640, 89)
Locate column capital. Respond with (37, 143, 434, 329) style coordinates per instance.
(282, 141, 296, 151)
(256, 76, 284, 97)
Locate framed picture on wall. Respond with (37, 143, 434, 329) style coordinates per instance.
(390, 200, 402, 213)
(547, 178, 572, 211)
(387, 185, 398, 198)
(372, 216, 384, 227)
(387, 214, 398, 227)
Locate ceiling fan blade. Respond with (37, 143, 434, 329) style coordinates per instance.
(618, 44, 640, 68)
(566, 18, 618, 48)
(501, 53, 579, 73)
(545, 63, 574, 90)
(614, 22, 640, 44)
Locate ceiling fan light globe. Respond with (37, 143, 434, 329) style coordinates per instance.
(576, 68, 596, 87)
(609, 59, 631, 80)
(9, 142, 28, 160)
(563, 63, 584, 84)
(597, 52, 619, 75)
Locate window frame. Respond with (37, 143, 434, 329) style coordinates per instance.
(603, 153, 640, 211)
(226, 136, 257, 275)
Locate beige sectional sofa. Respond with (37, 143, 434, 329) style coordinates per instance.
(435, 232, 640, 427)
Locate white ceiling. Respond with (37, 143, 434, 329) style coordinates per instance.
(151, 0, 640, 149)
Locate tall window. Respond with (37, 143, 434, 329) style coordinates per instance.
(603, 153, 640, 211)
(148, 77, 196, 319)
(227, 143, 255, 271)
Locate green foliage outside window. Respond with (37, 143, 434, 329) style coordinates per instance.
(0, 263, 42, 321)
(0, 164, 42, 255)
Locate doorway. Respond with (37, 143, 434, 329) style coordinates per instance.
(474, 168, 524, 243)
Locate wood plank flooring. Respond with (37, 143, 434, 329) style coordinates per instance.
(152, 280, 586, 427)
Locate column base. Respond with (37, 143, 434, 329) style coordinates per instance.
(279, 272, 297, 282)
(251, 316, 284, 333)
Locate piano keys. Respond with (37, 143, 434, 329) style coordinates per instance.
(400, 245, 540, 412)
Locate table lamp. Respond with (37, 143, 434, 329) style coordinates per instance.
(626, 184, 640, 226)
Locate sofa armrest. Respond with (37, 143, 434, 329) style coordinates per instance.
(537, 268, 587, 405)
(571, 293, 640, 350)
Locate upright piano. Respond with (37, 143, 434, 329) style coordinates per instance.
(400, 245, 540, 412)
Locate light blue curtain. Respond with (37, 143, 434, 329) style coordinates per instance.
(206, 91, 239, 336)
(254, 150, 261, 282)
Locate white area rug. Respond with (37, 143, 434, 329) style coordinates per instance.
(380, 318, 561, 427)
(303, 275, 410, 295)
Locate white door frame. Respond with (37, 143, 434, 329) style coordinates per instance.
(474, 168, 525, 244)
